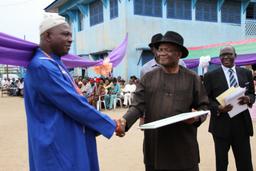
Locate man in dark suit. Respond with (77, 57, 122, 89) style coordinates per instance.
(204, 45, 255, 171)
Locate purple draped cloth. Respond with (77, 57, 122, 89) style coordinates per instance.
(184, 53, 256, 68)
(1, 31, 255, 69)
(210, 53, 256, 66)
(0, 32, 128, 68)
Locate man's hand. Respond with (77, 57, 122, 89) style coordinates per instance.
(238, 96, 250, 105)
(183, 117, 199, 125)
(218, 104, 233, 113)
(139, 116, 145, 126)
(182, 108, 200, 125)
(115, 118, 126, 137)
(183, 109, 208, 125)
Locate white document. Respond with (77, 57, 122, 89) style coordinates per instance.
(224, 87, 247, 118)
(216, 87, 237, 106)
(139, 110, 209, 130)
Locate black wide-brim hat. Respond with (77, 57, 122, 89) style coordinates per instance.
(148, 33, 163, 48)
(153, 31, 189, 58)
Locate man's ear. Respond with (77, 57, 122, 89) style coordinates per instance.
(44, 31, 52, 42)
(177, 51, 182, 59)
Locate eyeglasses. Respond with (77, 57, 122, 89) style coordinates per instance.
(220, 53, 235, 58)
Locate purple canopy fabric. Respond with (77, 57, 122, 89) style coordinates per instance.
(184, 53, 256, 69)
(210, 53, 256, 66)
(183, 59, 199, 69)
(0, 32, 128, 68)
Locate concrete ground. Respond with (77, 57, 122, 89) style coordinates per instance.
(0, 96, 255, 171)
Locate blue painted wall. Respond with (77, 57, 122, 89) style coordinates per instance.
(47, 0, 252, 80)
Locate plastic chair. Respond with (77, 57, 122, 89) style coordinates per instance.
(1, 86, 10, 97)
(96, 95, 106, 111)
(113, 97, 123, 109)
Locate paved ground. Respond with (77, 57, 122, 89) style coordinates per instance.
(0, 96, 255, 171)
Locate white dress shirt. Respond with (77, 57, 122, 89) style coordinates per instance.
(221, 65, 239, 88)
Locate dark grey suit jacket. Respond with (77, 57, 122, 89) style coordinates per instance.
(204, 67, 255, 138)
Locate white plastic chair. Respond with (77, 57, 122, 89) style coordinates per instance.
(113, 97, 122, 109)
(96, 95, 106, 111)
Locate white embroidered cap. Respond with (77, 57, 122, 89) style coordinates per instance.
(39, 13, 67, 35)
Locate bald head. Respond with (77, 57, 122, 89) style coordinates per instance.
(219, 45, 236, 56)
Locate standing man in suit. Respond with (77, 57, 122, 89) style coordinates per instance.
(204, 45, 255, 171)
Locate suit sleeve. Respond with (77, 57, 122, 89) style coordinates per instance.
(33, 62, 116, 139)
(203, 72, 220, 116)
(244, 69, 255, 107)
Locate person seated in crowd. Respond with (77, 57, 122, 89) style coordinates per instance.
(118, 79, 126, 100)
(81, 78, 91, 95)
(94, 78, 106, 109)
(1, 78, 6, 88)
(17, 78, 24, 96)
(77, 81, 83, 89)
(130, 75, 139, 85)
(79, 78, 86, 94)
(103, 78, 113, 94)
(123, 79, 136, 107)
(2, 78, 11, 89)
(9, 79, 19, 96)
(74, 78, 79, 86)
(86, 79, 97, 105)
(104, 78, 121, 109)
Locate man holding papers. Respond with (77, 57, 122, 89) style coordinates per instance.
(116, 31, 209, 171)
(204, 45, 255, 171)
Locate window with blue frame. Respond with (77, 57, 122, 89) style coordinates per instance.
(65, 16, 72, 27)
(221, 0, 241, 24)
(141, 50, 154, 65)
(167, 0, 191, 20)
(246, 3, 256, 19)
(89, 0, 103, 26)
(91, 53, 108, 60)
(134, 0, 162, 17)
(78, 11, 84, 31)
(110, 0, 118, 19)
(196, 0, 217, 22)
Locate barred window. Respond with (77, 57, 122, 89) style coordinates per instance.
(89, 0, 104, 26)
(196, 0, 217, 22)
(246, 2, 256, 19)
(110, 0, 118, 19)
(134, 0, 162, 17)
(221, 0, 241, 24)
(167, 0, 191, 20)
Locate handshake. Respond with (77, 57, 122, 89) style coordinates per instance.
(114, 118, 126, 137)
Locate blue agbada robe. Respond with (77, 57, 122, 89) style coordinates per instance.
(24, 49, 116, 171)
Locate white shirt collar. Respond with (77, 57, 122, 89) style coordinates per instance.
(221, 65, 236, 75)
(221, 65, 239, 87)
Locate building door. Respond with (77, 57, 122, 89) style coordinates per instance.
(141, 50, 154, 66)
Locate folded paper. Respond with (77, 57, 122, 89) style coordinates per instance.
(139, 110, 209, 130)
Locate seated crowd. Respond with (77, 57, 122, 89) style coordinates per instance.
(0, 78, 24, 96)
(74, 76, 139, 110)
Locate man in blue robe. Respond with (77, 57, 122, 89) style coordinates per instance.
(24, 13, 117, 171)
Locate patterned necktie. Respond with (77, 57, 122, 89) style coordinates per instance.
(229, 68, 238, 87)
